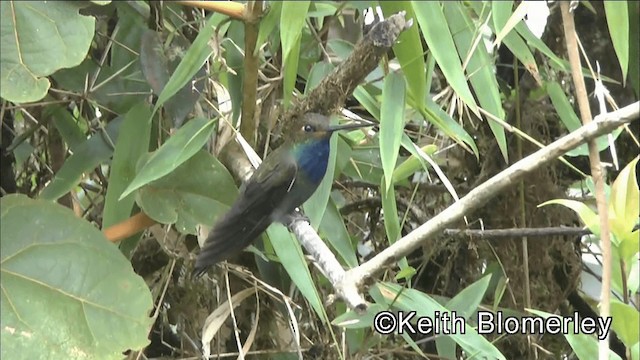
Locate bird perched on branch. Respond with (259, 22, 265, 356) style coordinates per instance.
(193, 113, 369, 276)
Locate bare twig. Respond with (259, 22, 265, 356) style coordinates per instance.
(443, 227, 591, 239)
(560, 4, 613, 359)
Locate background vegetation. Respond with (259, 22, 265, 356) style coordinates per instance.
(0, 1, 638, 359)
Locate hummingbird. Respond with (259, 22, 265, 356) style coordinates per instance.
(193, 113, 369, 276)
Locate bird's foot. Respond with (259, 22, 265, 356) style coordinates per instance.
(284, 210, 310, 230)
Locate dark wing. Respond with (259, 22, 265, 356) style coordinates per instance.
(193, 147, 297, 276)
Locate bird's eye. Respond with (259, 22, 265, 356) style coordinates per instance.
(302, 124, 314, 132)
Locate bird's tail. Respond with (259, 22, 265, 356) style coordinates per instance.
(192, 209, 271, 277)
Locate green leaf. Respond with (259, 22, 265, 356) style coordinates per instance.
(332, 303, 388, 329)
(412, 1, 479, 116)
(528, 309, 623, 360)
(305, 61, 334, 94)
(381, 179, 401, 245)
(39, 116, 123, 201)
(381, 179, 409, 272)
(424, 98, 479, 157)
(0, 2, 95, 102)
(604, 1, 629, 83)
(137, 150, 237, 235)
(445, 275, 491, 319)
(120, 117, 216, 199)
(280, 1, 310, 67)
(153, 13, 225, 115)
(628, 1, 640, 97)
(546, 81, 619, 156)
(102, 104, 153, 255)
(255, 1, 281, 55)
(266, 224, 328, 322)
(379, 2, 426, 107)
(374, 282, 506, 360)
(487, 1, 539, 79)
(319, 198, 358, 267)
(343, 145, 385, 185)
(609, 156, 640, 259)
(380, 72, 407, 190)
(280, 1, 309, 108)
(103, 104, 152, 228)
(1, 194, 153, 359)
(47, 106, 86, 151)
(282, 32, 301, 110)
(610, 300, 640, 348)
(444, 2, 508, 162)
(539, 199, 600, 236)
(392, 144, 437, 184)
(140, 30, 202, 127)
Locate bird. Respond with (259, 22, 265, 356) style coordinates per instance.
(193, 113, 370, 276)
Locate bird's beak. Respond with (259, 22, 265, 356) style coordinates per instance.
(327, 121, 372, 132)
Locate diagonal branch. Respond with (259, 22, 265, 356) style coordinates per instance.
(337, 102, 639, 306)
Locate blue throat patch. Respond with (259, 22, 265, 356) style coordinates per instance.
(294, 137, 331, 184)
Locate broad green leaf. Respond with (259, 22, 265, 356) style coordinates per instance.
(0, 2, 95, 102)
(528, 309, 622, 360)
(609, 157, 640, 259)
(487, 2, 538, 79)
(255, 1, 282, 54)
(102, 104, 153, 255)
(153, 14, 225, 114)
(379, 2, 426, 107)
(1, 194, 153, 359)
(604, 1, 629, 82)
(610, 300, 640, 348)
(539, 199, 600, 236)
(546, 81, 622, 156)
(280, 1, 310, 65)
(374, 282, 506, 360)
(266, 224, 328, 323)
(282, 33, 301, 109)
(445, 275, 491, 319)
(40, 116, 124, 201)
(319, 198, 358, 267)
(412, 1, 479, 116)
(305, 61, 334, 94)
(444, 2, 508, 162)
(381, 179, 409, 271)
(120, 117, 216, 199)
(381, 179, 401, 245)
(280, 1, 309, 108)
(435, 274, 494, 359)
(47, 106, 86, 151)
(380, 72, 407, 190)
(102, 104, 152, 229)
(546, 81, 590, 156)
(223, 21, 245, 124)
(137, 150, 237, 235)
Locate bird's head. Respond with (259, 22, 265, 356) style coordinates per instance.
(286, 113, 370, 143)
